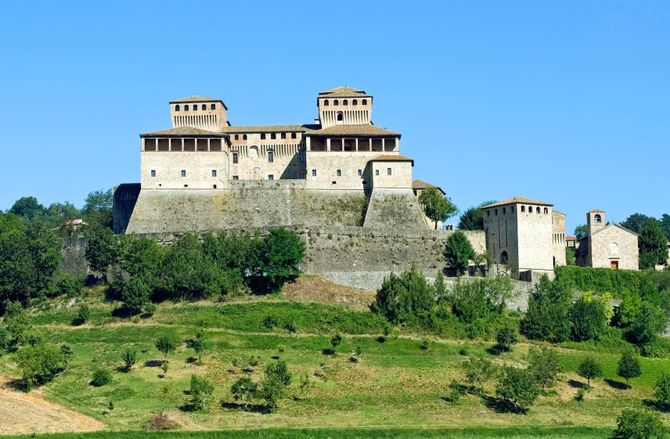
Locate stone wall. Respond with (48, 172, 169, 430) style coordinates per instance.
(363, 189, 426, 231)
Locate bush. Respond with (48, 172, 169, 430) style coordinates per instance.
(371, 267, 435, 325)
(617, 351, 642, 388)
(186, 330, 209, 363)
(444, 231, 475, 275)
(462, 356, 496, 392)
(570, 296, 608, 342)
(72, 303, 90, 326)
(246, 228, 305, 294)
(15, 343, 65, 390)
(611, 409, 667, 439)
(259, 360, 292, 412)
(495, 367, 541, 413)
(528, 347, 561, 391)
(187, 375, 214, 411)
(578, 356, 602, 387)
(53, 274, 83, 297)
(520, 276, 572, 343)
(121, 349, 137, 372)
(448, 277, 516, 324)
(655, 373, 670, 409)
(90, 368, 112, 387)
(554, 266, 648, 295)
(495, 326, 518, 352)
(231, 377, 258, 409)
(627, 303, 668, 344)
(154, 333, 179, 361)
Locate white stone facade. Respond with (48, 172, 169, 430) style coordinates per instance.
(576, 210, 639, 270)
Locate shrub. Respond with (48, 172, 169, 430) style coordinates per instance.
(520, 276, 572, 342)
(259, 360, 292, 412)
(495, 367, 541, 413)
(118, 275, 152, 315)
(154, 333, 179, 361)
(231, 377, 258, 409)
(91, 368, 112, 387)
(495, 326, 518, 352)
(186, 330, 209, 364)
(247, 228, 305, 294)
(627, 303, 668, 344)
(121, 349, 137, 372)
(462, 357, 496, 392)
(617, 351, 642, 388)
(54, 274, 83, 297)
(578, 356, 602, 387)
(330, 333, 342, 353)
(420, 339, 430, 350)
(444, 231, 475, 275)
(187, 375, 214, 411)
(611, 409, 667, 439)
(15, 343, 65, 390)
(448, 277, 516, 324)
(72, 303, 90, 326)
(655, 373, 670, 410)
(575, 388, 586, 402)
(528, 347, 561, 391)
(371, 267, 435, 325)
(265, 360, 292, 387)
(0, 327, 9, 352)
(570, 296, 607, 342)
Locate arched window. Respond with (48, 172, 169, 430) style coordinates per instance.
(337, 112, 343, 121)
(324, 99, 329, 106)
(243, 134, 247, 140)
(501, 251, 509, 264)
(521, 206, 525, 212)
(353, 99, 358, 105)
(503, 207, 507, 214)
(528, 205, 532, 212)
(543, 207, 549, 214)
(175, 105, 180, 111)
(334, 99, 339, 105)
(210, 103, 215, 110)
(362, 99, 367, 105)
(201, 104, 206, 110)
(343, 99, 348, 106)
(536, 207, 541, 214)
(260, 133, 266, 140)
(281, 133, 286, 139)
(271, 133, 276, 140)
(594, 214, 602, 223)
(184, 105, 189, 111)
(234, 134, 239, 140)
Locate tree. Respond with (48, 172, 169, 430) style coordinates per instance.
(520, 276, 572, 342)
(528, 347, 561, 391)
(82, 189, 113, 229)
(654, 373, 670, 409)
(448, 277, 515, 324)
(462, 357, 496, 392)
(231, 377, 258, 409)
(617, 351, 642, 388)
(578, 356, 602, 387)
(187, 375, 214, 411)
(247, 228, 305, 293)
(570, 296, 608, 341)
(15, 343, 66, 390)
(330, 333, 342, 355)
(418, 187, 457, 230)
(574, 225, 588, 240)
(457, 201, 496, 231)
(627, 302, 668, 344)
(444, 231, 475, 275)
(186, 329, 209, 364)
(622, 213, 657, 235)
(9, 197, 46, 221)
(434, 270, 447, 302)
(121, 349, 137, 372)
(495, 367, 541, 412)
(118, 275, 152, 315)
(639, 220, 668, 269)
(154, 333, 179, 362)
(84, 226, 119, 275)
(260, 360, 292, 412)
(495, 326, 518, 352)
(371, 267, 435, 324)
(612, 409, 667, 439)
(661, 214, 670, 240)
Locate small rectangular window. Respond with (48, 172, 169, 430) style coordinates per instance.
(268, 174, 274, 180)
(291, 132, 297, 139)
(211, 170, 217, 177)
(357, 169, 362, 176)
(268, 151, 274, 163)
(233, 152, 239, 164)
(281, 133, 286, 139)
(336, 169, 342, 177)
(387, 168, 392, 176)
(150, 170, 156, 177)
(232, 175, 239, 180)
(312, 169, 317, 177)
(375, 169, 379, 176)
(271, 133, 276, 140)
(181, 170, 186, 177)
(260, 133, 266, 140)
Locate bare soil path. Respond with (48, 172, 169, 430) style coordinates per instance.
(0, 376, 104, 435)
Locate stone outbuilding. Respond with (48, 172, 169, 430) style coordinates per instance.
(575, 209, 639, 270)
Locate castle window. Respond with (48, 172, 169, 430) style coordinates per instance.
(501, 251, 509, 264)
(281, 132, 286, 139)
(211, 170, 217, 177)
(271, 133, 276, 140)
(528, 205, 532, 212)
(387, 168, 392, 175)
(334, 100, 339, 105)
(543, 207, 549, 214)
(261, 133, 266, 140)
(213, 184, 217, 189)
(503, 207, 506, 214)
(210, 103, 216, 110)
(232, 175, 239, 180)
(184, 105, 189, 111)
(234, 134, 239, 140)
(150, 170, 156, 177)
(536, 206, 541, 214)
(357, 169, 362, 176)
(268, 175, 274, 180)
(243, 134, 247, 140)
(175, 105, 180, 111)
(353, 99, 358, 105)
(375, 169, 379, 176)
(312, 169, 317, 177)
(324, 99, 329, 106)
(291, 132, 297, 139)
(268, 150, 274, 163)
(337, 112, 343, 122)
(343, 99, 348, 106)
(487, 210, 490, 217)
(233, 152, 238, 164)
(362, 99, 367, 105)
(201, 104, 206, 110)
(521, 206, 525, 212)
(336, 169, 342, 177)
(495, 209, 498, 216)
(181, 170, 186, 177)
(594, 214, 602, 223)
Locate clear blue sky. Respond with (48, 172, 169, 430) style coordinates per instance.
(1, 1, 668, 233)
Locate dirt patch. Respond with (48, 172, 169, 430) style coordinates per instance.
(0, 376, 105, 435)
(282, 275, 376, 311)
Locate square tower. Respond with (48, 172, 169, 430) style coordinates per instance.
(317, 87, 372, 128)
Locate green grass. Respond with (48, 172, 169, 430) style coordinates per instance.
(3, 291, 670, 435)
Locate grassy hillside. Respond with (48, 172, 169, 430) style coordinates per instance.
(1, 288, 669, 437)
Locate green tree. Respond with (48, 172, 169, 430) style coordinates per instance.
(570, 296, 608, 341)
(627, 302, 668, 344)
(15, 343, 66, 390)
(90, 368, 112, 387)
(118, 275, 152, 315)
(660, 214, 670, 240)
(247, 228, 305, 293)
(186, 329, 209, 364)
(622, 213, 657, 234)
(418, 187, 457, 230)
(371, 267, 435, 324)
(260, 360, 292, 412)
(457, 201, 496, 231)
(520, 276, 572, 342)
(495, 326, 518, 352)
(495, 367, 541, 412)
(613, 289, 643, 328)
(187, 375, 214, 411)
(230, 377, 258, 409)
(434, 270, 447, 302)
(444, 231, 475, 275)
(121, 349, 137, 372)
(82, 189, 113, 229)
(448, 277, 516, 324)
(528, 347, 561, 391)
(639, 220, 668, 269)
(654, 373, 670, 409)
(9, 196, 46, 221)
(154, 333, 179, 362)
(611, 409, 667, 439)
(84, 226, 119, 275)
(574, 224, 588, 240)
(617, 351, 642, 388)
(578, 356, 602, 387)
(462, 356, 496, 392)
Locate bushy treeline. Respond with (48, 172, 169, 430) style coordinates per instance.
(371, 268, 519, 338)
(555, 266, 670, 296)
(87, 228, 305, 314)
